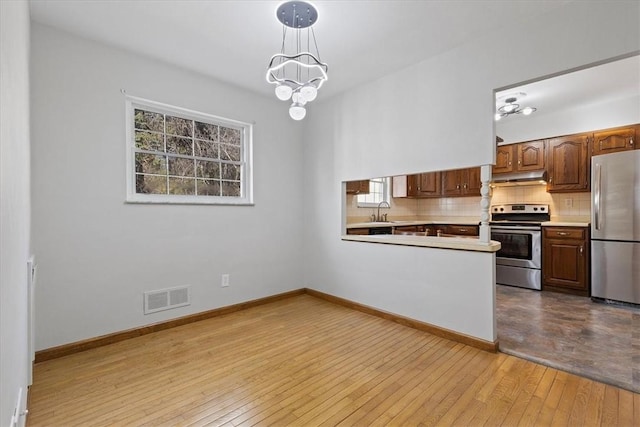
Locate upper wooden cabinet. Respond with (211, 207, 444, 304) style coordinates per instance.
(592, 126, 636, 156)
(408, 172, 441, 198)
(442, 167, 481, 197)
(517, 140, 545, 171)
(493, 145, 514, 174)
(346, 180, 370, 195)
(546, 133, 590, 192)
(493, 140, 545, 175)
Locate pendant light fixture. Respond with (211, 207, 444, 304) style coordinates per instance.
(266, 1, 328, 121)
(495, 92, 537, 121)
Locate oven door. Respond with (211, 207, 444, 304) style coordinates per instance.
(491, 226, 542, 269)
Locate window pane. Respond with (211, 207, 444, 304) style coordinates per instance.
(196, 160, 220, 179)
(169, 157, 195, 177)
(135, 153, 167, 175)
(135, 130, 164, 151)
(195, 122, 218, 141)
(168, 177, 196, 195)
(221, 163, 240, 180)
(166, 115, 193, 137)
(221, 181, 241, 197)
(194, 140, 219, 159)
(136, 174, 167, 194)
(167, 136, 193, 155)
(220, 127, 241, 145)
(220, 143, 240, 161)
(197, 179, 220, 196)
(134, 109, 164, 132)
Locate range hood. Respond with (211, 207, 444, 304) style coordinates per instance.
(491, 170, 548, 187)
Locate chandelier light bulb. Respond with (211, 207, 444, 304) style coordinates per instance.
(300, 84, 318, 102)
(292, 91, 307, 106)
(494, 113, 502, 121)
(503, 103, 517, 113)
(289, 102, 306, 120)
(275, 84, 293, 101)
(522, 107, 536, 115)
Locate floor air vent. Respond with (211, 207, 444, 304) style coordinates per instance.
(144, 285, 191, 314)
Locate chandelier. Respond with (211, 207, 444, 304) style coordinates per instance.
(495, 93, 537, 121)
(266, 1, 328, 121)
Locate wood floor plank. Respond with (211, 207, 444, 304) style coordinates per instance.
(26, 294, 636, 427)
(617, 388, 634, 427)
(583, 381, 606, 427)
(601, 384, 620, 426)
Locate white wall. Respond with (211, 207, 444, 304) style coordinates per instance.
(303, 1, 639, 343)
(31, 24, 305, 350)
(0, 0, 31, 425)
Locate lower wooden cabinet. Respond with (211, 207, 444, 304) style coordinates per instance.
(542, 227, 590, 296)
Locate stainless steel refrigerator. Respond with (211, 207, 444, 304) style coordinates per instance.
(591, 149, 640, 305)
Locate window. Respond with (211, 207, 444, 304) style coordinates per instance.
(125, 96, 253, 205)
(357, 177, 390, 207)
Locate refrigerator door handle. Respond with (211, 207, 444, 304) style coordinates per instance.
(594, 162, 602, 230)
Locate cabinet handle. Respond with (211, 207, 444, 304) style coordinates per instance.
(580, 246, 584, 255)
(631, 137, 634, 146)
(459, 228, 468, 232)
(463, 183, 468, 189)
(557, 232, 569, 236)
(518, 160, 522, 165)
(549, 176, 553, 183)
(456, 184, 460, 189)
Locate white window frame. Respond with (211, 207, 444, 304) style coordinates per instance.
(125, 95, 253, 205)
(356, 177, 391, 208)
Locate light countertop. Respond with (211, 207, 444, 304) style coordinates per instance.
(346, 219, 480, 229)
(342, 234, 501, 253)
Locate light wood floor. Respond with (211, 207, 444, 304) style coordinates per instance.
(28, 294, 638, 426)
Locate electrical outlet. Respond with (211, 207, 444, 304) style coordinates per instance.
(221, 274, 230, 287)
(564, 198, 573, 208)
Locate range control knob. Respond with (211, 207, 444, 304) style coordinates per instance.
(540, 207, 546, 211)
(533, 207, 538, 211)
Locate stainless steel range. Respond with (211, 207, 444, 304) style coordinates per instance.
(490, 204, 550, 290)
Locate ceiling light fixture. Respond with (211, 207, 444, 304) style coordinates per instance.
(266, 1, 328, 121)
(495, 93, 537, 121)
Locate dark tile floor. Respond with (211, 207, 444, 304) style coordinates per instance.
(496, 284, 640, 393)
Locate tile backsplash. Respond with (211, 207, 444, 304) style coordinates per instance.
(346, 184, 591, 223)
(491, 185, 591, 220)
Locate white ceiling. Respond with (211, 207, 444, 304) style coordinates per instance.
(29, 0, 572, 100)
(496, 55, 640, 122)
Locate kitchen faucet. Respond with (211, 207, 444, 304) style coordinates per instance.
(376, 201, 391, 222)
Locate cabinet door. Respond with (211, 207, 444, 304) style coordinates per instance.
(406, 175, 419, 197)
(346, 180, 370, 194)
(493, 145, 514, 174)
(542, 227, 589, 296)
(441, 169, 462, 196)
(462, 167, 481, 196)
(592, 127, 635, 156)
(546, 134, 590, 192)
(392, 175, 408, 198)
(517, 140, 545, 171)
(417, 172, 441, 197)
